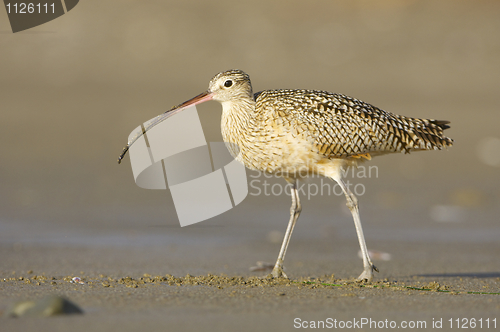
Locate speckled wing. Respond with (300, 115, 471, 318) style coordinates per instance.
(255, 89, 453, 159)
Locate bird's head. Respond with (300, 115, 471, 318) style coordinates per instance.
(207, 69, 253, 103)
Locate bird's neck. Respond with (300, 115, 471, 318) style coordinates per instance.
(220, 98, 254, 152)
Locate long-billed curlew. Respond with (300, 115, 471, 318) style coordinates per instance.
(118, 69, 453, 282)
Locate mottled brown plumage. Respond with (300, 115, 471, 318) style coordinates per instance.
(118, 69, 453, 282)
(255, 89, 452, 158)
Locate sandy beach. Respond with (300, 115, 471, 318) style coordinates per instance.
(1, 227, 500, 331)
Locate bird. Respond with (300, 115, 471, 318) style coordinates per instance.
(118, 69, 453, 282)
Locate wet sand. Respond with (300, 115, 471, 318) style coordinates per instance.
(1, 225, 500, 331)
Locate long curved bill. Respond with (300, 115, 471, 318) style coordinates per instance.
(117, 91, 213, 164)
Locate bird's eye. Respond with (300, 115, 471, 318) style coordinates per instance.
(224, 80, 233, 88)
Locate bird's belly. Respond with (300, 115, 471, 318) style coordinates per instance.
(237, 134, 337, 180)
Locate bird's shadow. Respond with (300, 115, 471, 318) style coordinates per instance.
(414, 272, 500, 279)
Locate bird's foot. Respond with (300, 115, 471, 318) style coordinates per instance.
(249, 261, 274, 272)
(271, 261, 288, 279)
(271, 269, 288, 279)
(356, 264, 378, 283)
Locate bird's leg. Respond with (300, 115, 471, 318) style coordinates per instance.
(272, 180, 302, 278)
(336, 178, 378, 282)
